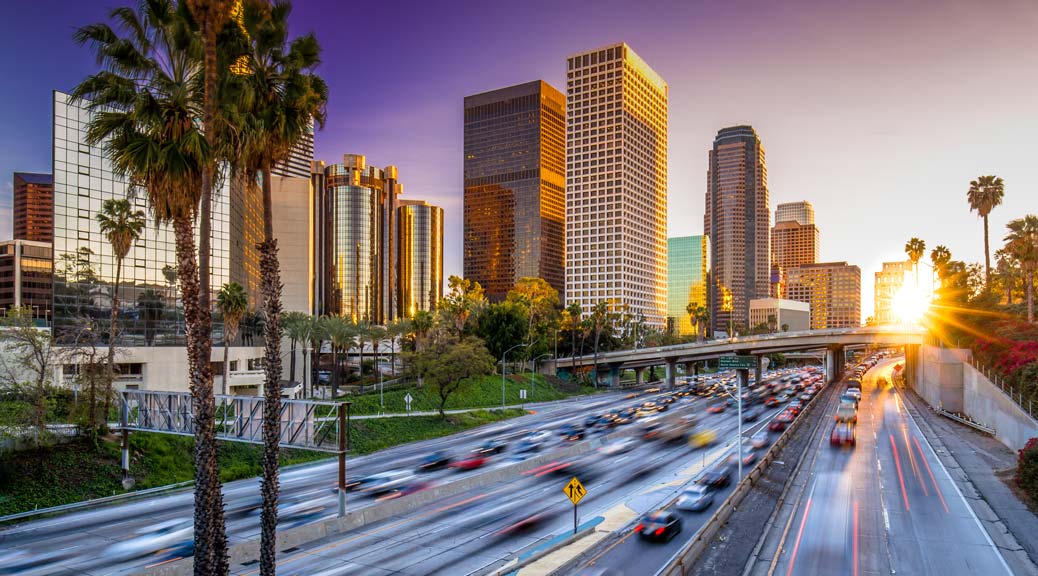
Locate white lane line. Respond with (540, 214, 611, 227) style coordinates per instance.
(882, 505, 890, 531)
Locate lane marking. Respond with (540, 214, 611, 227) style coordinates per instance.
(785, 496, 813, 576)
(902, 427, 929, 496)
(889, 434, 910, 512)
(853, 500, 859, 576)
(882, 504, 890, 531)
(912, 435, 948, 513)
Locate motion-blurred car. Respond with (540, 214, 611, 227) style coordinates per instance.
(477, 439, 508, 455)
(698, 459, 732, 488)
(635, 510, 682, 542)
(769, 411, 794, 432)
(765, 396, 781, 408)
(751, 429, 769, 449)
(362, 470, 417, 496)
(742, 406, 762, 422)
(707, 404, 726, 414)
(675, 484, 715, 512)
(830, 422, 856, 447)
(450, 453, 488, 470)
(417, 451, 452, 472)
(798, 392, 813, 402)
(788, 400, 803, 415)
(526, 430, 553, 444)
(835, 404, 857, 423)
(559, 424, 585, 441)
(106, 519, 193, 560)
(599, 437, 638, 456)
(840, 393, 860, 408)
(514, 439, 542, 454)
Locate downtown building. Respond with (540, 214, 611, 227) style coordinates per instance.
(666, 235, 710, 336)
(704, 125, 770, 336)
(463, 81, 565, 302)
(0, 239, 52, 321)
(13, 172, 54, 243)
(50, 91, 313, 395)
(312, 154, 443, 322)
(771, 200, 819, 297)
(784, 261, 861, 329)
(874, 260, 912, 324)
(565, 43, 668, 326)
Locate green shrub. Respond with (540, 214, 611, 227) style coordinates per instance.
(1017, 437, 1038, 505)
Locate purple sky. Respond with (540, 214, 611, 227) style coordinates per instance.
(2, 0, 1037, 318)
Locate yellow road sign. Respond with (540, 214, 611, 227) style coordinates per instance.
(564, 476, 586, 505)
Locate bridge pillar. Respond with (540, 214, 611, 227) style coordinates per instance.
(754, 355, 763, 386)
(683, 361, 694, 377)
(635, 366, 645, 387)
(609, 364, 622, 388)
(825, 346, 845, 383)
(664, 358, 677, 390)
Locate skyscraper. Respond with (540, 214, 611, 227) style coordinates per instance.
(398, 200, 443, 316)
(0, 239, 52, 320)
(13, 172, 53, 243)
(705, 125, 769, 335)
(463, 80, 565, 301)
(874, 260, 912, 324)
(271, 121, 314, 179)
(771, 200, 820, 296)
(784, 261, 861, 329)
(666, 236, 710, 336)
(565, 43, 668, 325)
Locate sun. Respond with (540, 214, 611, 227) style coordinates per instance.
(892, 283, 931, 324)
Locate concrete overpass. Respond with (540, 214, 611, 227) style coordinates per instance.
(551, 326, 926, 388)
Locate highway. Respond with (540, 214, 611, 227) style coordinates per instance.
(764, 358, 1012, 576)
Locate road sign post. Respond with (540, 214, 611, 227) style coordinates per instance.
(719, 355, 756, 370)
(520, 388, 527, 409)
(404, 392, 413, 413)
(564, 476, 586, 534)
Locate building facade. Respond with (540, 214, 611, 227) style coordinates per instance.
(0, 239, 52, 320)
(13, 172, 53, 243)
(771, 200, 820, 297)
(874, 260, 912, 324)
(749, 297, 810, 333)
(398, 200, 443, 316)
(565, 43, 668, 325)
(784, 261, 861, 329)
(705, 125, 770, 335)
(666, 235, 710, 336)
(463, 80, 565, 301)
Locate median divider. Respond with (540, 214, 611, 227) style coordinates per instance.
(653, 380, 837, 576)
(143, 427, 648, 576)
(475, 516, 605, 576)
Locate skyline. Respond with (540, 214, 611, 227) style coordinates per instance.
(2, 0, 1037, 319)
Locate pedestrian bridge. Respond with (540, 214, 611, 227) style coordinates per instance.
(552, 326, 927, 387)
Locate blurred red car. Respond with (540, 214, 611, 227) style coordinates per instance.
(450, 454, 488, 470)
(769, 411, 794, 432)
(830, 422, 856, 447)
(707, 404, 726, 414)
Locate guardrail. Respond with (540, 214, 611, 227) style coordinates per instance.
(968, 357, 1037, 420)
(0, 480, 194, 525)
(654, 374, 836, 575)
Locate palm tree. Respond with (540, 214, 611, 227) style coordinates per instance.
(967, 175, 1005, 287)
(411, 310, 434, 352)
(994, 248, 1018, 305)
(590, 301, 611, 388)
(384, 319, 406, 376)
(282, 311, 310, 386)
(230, 3, 328, 570)
(367, 324, 387, 381)
(96, 198, 145, 419)
(929, 245, 952, 284)
(323, 316, 355, 397)
(685, 302, 709, 342)
(304, 314, 326, 398)
(904, 238, 927, 287)
(1005, 215, 1038, 323)
(72, 4, 228, 571)
(216, 282, 248, 395)
(564, 302, 582, 358)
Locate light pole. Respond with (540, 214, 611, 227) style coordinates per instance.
(531, 353, 552, 403)
(502, 343, 528, 409)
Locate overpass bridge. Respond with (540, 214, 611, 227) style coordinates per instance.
(551, 326, 926, 388)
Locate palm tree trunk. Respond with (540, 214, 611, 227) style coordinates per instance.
(258, 162, 284, 576)
(105, 257, 122, 430)
(172, 215, 227, 576)
(222, 340, 230, 396)
(1027, 269, 1035, 324)
(331, 347, 339, 397)
(593, 330, 601, 389)
(983, 215, 991, 287)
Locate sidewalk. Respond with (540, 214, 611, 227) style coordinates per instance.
(900, 383, 1038, 575)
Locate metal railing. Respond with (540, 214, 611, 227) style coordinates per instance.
(967, 357, 1037, 421)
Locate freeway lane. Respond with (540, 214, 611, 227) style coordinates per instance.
(0, 391, 642, 575)
(778, 359, 1011, 576)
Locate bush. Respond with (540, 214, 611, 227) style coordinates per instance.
(1017, 437, 1038, 505)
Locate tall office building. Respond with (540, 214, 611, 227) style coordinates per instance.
(398, 200, 443, 316)
(565, 43, 668, 325)
(874, 260, 912, 324)
(0, 239, 52, 320)
(463, 80, 565, 301)
(666, 236, 710, 336)
(272, 122, 314, 179)
(784, 261, 861, 329)
(13, 172, 53, 243)
(704, 125, 769, 335)
(771, 200, 820, 296)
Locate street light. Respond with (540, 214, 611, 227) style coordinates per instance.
(502, 343, 528, 409)
(531, 353, 552, 404)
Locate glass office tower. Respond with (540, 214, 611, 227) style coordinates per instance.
(397, 200, 443, 316)
(666, 236, 710, 336)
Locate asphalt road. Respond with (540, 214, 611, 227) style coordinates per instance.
(774, 359, 1012, 576)
(0, 391, 636, 575)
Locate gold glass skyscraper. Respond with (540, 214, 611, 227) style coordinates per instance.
(784, 261, 861, 329)
(463, 81, 565, 302)
(565, 43, 668, 325)
(666, 236, 710, 336)
(705, 125, 769, 335)
(771, 200, 820, 297)
(397, 200, 443, 317)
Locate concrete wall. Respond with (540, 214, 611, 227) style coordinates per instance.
(914, 345, 1038, 451)
(962, 362, 1038, 451)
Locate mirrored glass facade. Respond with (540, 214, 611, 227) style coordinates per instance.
(51, 91, 248, 347)
(666, 236, 710, 336)
(397, 200, 443, 316)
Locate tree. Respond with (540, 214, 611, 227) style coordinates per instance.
(1005, 215, 1038, 323)
(72, 3, 228, 570)
(968, 175, 1005, 287)
(904, 238, 927, 287)
(476, 301, 529, 360)
(685, 302, 709, 342)
(506, 277, 560, 351)
(96, 198, 145, 422)
(995, 248, 1019, 305)
(384, 319, 408, 376)
(438, 276, 486, 336)
(930, 245, 952, 288)
(409, 336, 496, 417)
(589, 301, 613, 387)
(0, 307, 59, 448)
(282, 312, 310, 386)
(410, 310, 434, 352)
(564, 302, 582, 358)
(137, 289, 165, 346)
(216, 282, 248, 395)
(322, 316, 355, 396)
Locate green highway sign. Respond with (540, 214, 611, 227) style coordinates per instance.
(719, 355, 756, 370)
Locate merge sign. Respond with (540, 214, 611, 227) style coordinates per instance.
(564, 476, 586, 505)
(719, 355, 756, 370)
